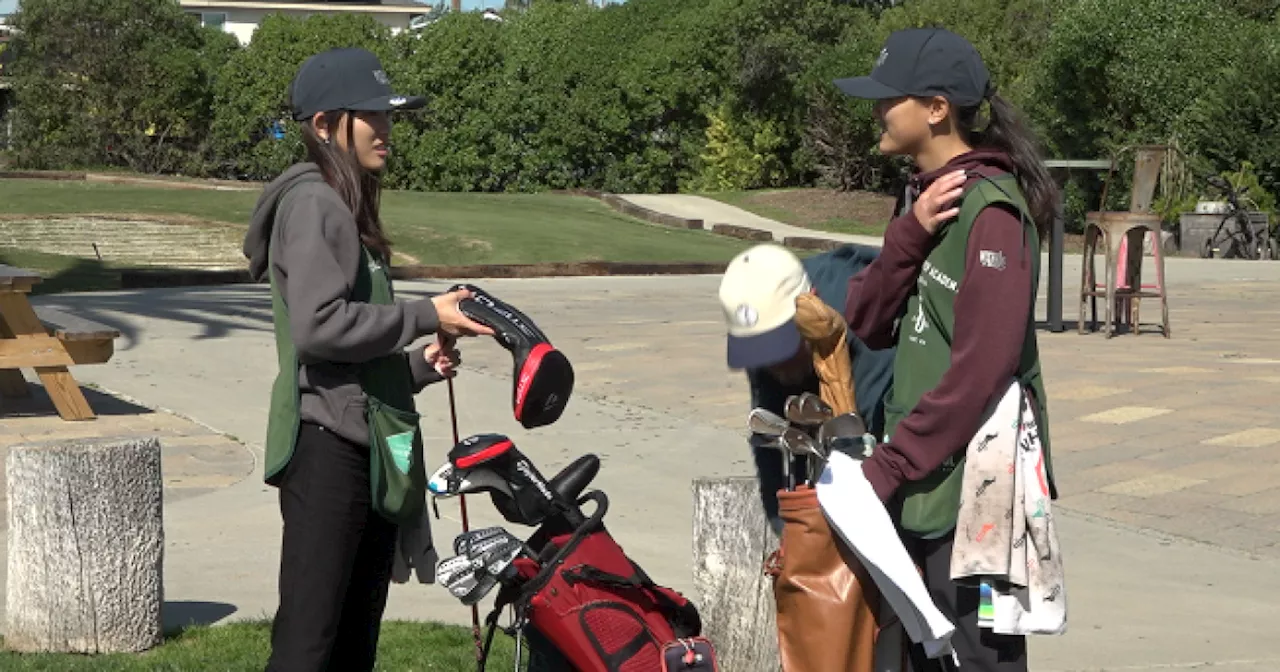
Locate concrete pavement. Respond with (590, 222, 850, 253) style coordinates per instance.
(617, 193, 885, 246)
(2, 257, 1279, 668)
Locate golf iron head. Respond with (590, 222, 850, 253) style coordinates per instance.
(748, 407, 789, 437)
(785, 392, 834, 427)
(452, 526, 509, 555)
(437, 533, 529, 606)
(817, 412, 875, 460)
(781, 426, 824, 461)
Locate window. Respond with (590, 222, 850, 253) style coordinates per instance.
(200, 12, 227, 31)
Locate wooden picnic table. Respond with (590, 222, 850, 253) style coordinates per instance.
(0, 264, 120, 420)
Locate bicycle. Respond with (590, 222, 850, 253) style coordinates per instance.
(1200, 175, 1277, 260)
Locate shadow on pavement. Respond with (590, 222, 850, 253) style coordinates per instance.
(0, 383, 154, 419)
(163, 600, 239, 631)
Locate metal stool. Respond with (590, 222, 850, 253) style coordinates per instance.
(1078, 145, 1173, 338)
(1080, 212, 1170, 337)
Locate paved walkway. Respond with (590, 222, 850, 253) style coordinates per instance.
(2, 257, 1280, 668)
(617, 193, 885, 246)
(0, 382, 253, 534)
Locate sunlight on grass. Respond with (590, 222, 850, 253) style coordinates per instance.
(0, 620, 520, 671)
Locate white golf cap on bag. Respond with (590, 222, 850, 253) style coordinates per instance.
(718, 243, 812, 370)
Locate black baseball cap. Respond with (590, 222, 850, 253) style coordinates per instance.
(834, 28, 992, 108)
(289, 47, 425, 121)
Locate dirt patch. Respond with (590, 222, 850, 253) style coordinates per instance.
(743, 189, 895, 229)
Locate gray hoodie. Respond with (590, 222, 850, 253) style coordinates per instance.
(244, 162, 442, 447)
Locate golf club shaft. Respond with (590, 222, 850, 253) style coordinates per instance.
(446, 377, 484, 660)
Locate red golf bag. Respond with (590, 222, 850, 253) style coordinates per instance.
(480, 492, 718, 672)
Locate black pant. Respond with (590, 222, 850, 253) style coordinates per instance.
(902, 532, 1028, 672)
(267, 422, 398, 672)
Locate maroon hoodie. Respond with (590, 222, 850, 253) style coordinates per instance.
(846, 149, 1036, 503)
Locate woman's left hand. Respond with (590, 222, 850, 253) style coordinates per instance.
(424, 337, 461, 378)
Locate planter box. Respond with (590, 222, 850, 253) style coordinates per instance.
(1179, 213, 1222, 256)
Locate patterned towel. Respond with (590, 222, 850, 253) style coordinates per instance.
(949, 380, 1067, 636)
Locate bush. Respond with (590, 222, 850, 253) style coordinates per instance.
(797, 15, 899, 193)
(381, 13, 515, 192)
(209, 13, 394, 180)
(6, 0, 229, 173)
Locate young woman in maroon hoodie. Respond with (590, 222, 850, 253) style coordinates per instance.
(835, 28, 1059, 671)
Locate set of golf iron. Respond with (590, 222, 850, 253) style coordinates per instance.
(748, 391, 876, 490)
(436, 526, 534, 606)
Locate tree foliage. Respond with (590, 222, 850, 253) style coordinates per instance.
(6, 0, 224, 172)
(3, 0, 1279, 211)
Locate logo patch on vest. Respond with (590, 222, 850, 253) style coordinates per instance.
(921, 260, 958, 293)
(980, 250, 1007, 271)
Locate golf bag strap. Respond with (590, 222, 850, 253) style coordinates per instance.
(514, 491, 609, 603)
(561, 563, 695, 632)
(477, 600, 509, 672)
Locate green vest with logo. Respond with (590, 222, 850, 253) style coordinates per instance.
(883, 173, 1054, 538)
(263, 207, 427, 524)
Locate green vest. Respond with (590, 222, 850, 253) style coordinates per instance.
(883, 173, 1054, 538)
(263, 214, 427, 524)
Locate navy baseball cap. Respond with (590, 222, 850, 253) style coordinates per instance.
(289, 47, 425, 121)
(834, 28, 992, 108)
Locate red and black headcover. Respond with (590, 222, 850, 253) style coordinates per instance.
(451, 284, 574, 429)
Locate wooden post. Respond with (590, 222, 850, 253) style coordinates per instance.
(5, 436, 165, 653)
(691, 477, 780, 672)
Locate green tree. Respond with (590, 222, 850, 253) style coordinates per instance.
(209, 13, 393, 180)
(6, 0, 229, 172)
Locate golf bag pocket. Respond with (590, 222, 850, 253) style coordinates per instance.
(366, 395, 427, 525)
(507, 526, 709, 672)
(661, 638, 719, 672)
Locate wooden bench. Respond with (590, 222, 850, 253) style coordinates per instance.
(0, 264, 120, 420)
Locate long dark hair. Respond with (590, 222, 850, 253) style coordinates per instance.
(956, 94, 1058, 241)
(300, 111, 393, 262)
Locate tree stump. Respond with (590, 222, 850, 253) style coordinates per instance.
(5, 436, 164, 653)
(691, 477, 780, 672)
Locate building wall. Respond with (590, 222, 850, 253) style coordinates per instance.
(188, 8, 420, 46)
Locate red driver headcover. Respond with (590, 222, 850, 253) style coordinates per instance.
(451, 283, 575, 429)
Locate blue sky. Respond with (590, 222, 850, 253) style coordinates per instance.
(0, 0, 17, 17)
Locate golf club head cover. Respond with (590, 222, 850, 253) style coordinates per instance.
(449, 283, 575, 429)
(448, 433, 560, 527)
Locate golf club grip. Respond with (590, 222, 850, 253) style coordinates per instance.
(548, 454, 599, 506)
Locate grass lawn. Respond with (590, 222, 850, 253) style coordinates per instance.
(0, 179, 749, 275)
(704, 188, 894, 238)
(0, 620, 520, 671)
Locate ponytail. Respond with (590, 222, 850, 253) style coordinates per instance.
(957, 93, 1058, 241)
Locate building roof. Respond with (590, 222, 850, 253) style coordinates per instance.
(179, 0, 433, 13)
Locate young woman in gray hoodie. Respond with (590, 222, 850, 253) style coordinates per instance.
(242, 47, 493, 671)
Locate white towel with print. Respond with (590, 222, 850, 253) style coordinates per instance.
(817, 452, 957, 664)
(950, 379, 1067, 636)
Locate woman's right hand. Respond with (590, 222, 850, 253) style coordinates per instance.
(431, 288, 495, 338)
(912, 169, 967, 235)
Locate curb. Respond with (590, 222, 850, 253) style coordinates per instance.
(118, 261, 731, 289)
(782, 236, 845, 252)
(0, 170, 263, 191)
(711, 223, 773, 242)
(563, 189, 862, 251)
(0, 170, 86, 181)
(599, 194, 704, 230)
